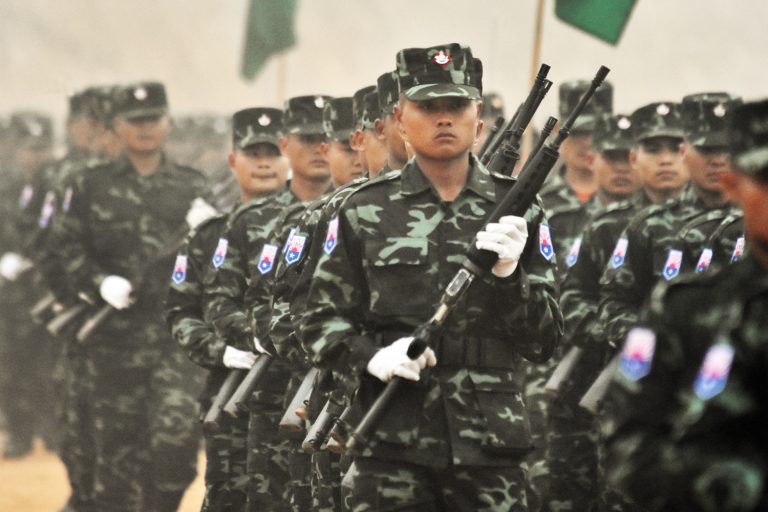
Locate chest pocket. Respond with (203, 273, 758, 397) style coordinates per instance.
(363, 237, 430, 318)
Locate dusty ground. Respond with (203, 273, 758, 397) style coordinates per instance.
(0, 437, 205, 512)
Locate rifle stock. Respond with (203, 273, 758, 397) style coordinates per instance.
(544, 346, 583, 394)
(579, 354, 619, 414)
(279, 368, 319, 433)
(222, 354, 273, 417)
(29, 292, 57, 324)
(202, 370, 246, 433)
(47, 302, 89, 337)
(301, 397, 346, 454)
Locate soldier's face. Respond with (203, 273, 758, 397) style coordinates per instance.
(228, 143, 288, 198)
(395, 97, 482, 162)
(321, 139, 364, 188)
(279, 133, 330, 181)
(593, 149, 638, 199)
(113, 114, 169, 154)
(560, 132, 595, 174)
(631, 137, 688, 193)
(68, 115, 100, 152)
(720, 171, 768, 268)
(362, 129, 388, 176)
(682, 143, 731, 193)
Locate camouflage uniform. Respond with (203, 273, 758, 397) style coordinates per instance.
(54, 81, 208, 511)
(300, 151, 562, 510)
(688, 209, 747, 274)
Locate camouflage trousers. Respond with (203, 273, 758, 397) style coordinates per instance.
(311, 450, 341, 512)
(341, 457, 529, 511)
(59, 340, 97, 512)
(201, 411, 249, 512)
(246, 406, 292, 512)
(85, 312, 203, 512)
(523, 359, 557, 512)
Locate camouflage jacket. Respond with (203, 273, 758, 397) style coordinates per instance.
(693, 209, 747, 274)
(596, 186, 716, 349)
(603, 254, 768, 510)
(53, 154, 208, 312)
(548, 190, 604, 280)
(165, 211, 230, 369)
(539, 163, 584, 218)
(671, 204, 734, 274)
(299, 156, 562, 468)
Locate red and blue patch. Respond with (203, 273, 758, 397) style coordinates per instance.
(62, 187, 73, 213)
(324, 217, 339, 255)
(257, 244, 278, 274)
(38, 191, 56, 229)
(171, 255, 187, 284)
(662, 249, 683, 280)
(619, 327, 656, 382)
(731, 236, 745, 263)
(565, 236, 582, 268)
(285, 234, 307, 265)
(212, 238, 228, 268)
(611, 238, 628, 268)
(695, 248, 713, 273)
(19, 185, 33, 209)
(693, 343, 734, 400)
(539, 224, 554, 262)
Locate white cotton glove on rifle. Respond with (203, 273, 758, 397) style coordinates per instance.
(474, 215, 528, 278)
(0, 252, 33, 281)
(185, 198, 219, 230)
(366, 336, 437, 383)
(99, 275, 134, 310)
(223, 345, 257, 369)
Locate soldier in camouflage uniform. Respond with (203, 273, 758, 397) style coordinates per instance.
(374, 70, 409, 172)
(204, 95, 331, 512)
(597, 94, 739, 352)
(166, 106, 289, 512)
(545, 112, 640, 512)
(0, 112, 56, 458)
(351, 85, 386, 176)
(52, 82, 208, 512)
(476, 92, 505, 151)
(602, 97, 768, 511)
(299, 43, 562, 511)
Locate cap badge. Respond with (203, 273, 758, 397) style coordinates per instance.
(656, 103, 670, 116)
(258, 114, 271, 126)
(314, 96, 325, 108)
(432, 50, 452, 68)
(617, 116, 632, 130)
(27, 121, 43, 137)
(134, 87, 148, 101)
(713, 103, 726, 118)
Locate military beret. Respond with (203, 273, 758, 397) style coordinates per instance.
(630, 102, 684, 142)
(232, 108, 283, 149)
(728, 98, 768, 178)
(681, 92, 742, 148)
(559, 80, 613, 132)
(396, 43, 483, 101)
(283, 95, 332, 135)
(113, 82, 168, 120)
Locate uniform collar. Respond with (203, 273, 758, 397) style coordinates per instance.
(115, 152, 169, 176)
(400, 154, 496, 203)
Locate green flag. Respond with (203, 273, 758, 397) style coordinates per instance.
(241, 0, 299, 80)
(555, 0, 637, 45)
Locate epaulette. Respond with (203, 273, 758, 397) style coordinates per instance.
(629, 201, 672, 226)
(548, 202, 583, 219)
(678, 208, 730, 239)
(225, 193, 279, 229)
(172, 162, 206, 177)
(342, 169, 401, 200)
(706, 210, 744, 242)
(188, 211, 229, 240)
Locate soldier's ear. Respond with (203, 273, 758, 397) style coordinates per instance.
(718, 170, 739, 202)
(227, 151, 237, 171)
(279, 136, 289, 153)
(319, 141, 330, 158)
(374, 118, 386, 141)
(629, 148, 638, 167)
(475, 101, 484, 141)
(394, 105, 408, 143)
(678, 142, 686, 157)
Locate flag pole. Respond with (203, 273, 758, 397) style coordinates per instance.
(520, 0, 546, 171)
(276, 54, 287, 106)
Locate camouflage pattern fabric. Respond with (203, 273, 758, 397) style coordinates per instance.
(299, 156, 562, 506)
(539, 165, 586, 223)
(603, 255, 768, 510)
(548, 192, 604, 279)
(691, 210, 747, 274)
(675, 206, 733, 272)
(52, 154, 207, 511)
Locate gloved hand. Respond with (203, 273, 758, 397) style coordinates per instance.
(474, 215, 528, 278)
(253, 336, 270, 355)
(99, 275, 133, 310)
(366, 336, 437, 383)
(0, 252, 33, 281)
(223, 345, 257, 369)
(185, 198, 219, 230)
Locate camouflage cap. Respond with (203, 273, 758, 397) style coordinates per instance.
(113, 82, 168, 120)
(395, 43, 483, 101)
(353, 85, 377, 128)
(630, 102, 684, 142)
(481, 92, 505, 119)
(361, 91, 381, 130)
(68, 88, 99, 119)
(592, 113, 634, 152)
(323, 97, 355, 141)
(283, 95, 332, 135)
(232, 108, 283, 149)
(91, 85, 120, 125)
(376, 71, 400, 116)
(728, 98, 768, 178)
(559, 80, 613, 132)
(9, 111, 54, 147)
(681, 92, 742, 148)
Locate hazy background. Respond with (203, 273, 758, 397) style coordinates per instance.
(1, 0, 766, 130)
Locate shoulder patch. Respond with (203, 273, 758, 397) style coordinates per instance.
(62, 186, 74, 213)
(693, 342, 734, 400)
(38, 191, 56, 229)
(212, 238, 228, 268)
(257, 244, 278, 274)
(619, 327, 656, 382)
(19, 185, 34, 209)
(661, 249, 683, 280)
(324, 217, 339, 255)
(695, 248, 713, 273)
(565, 236, 582, 268)
(730, 236, 745, 263)
(284, 233, 307, 265)
(611, 237, 629, 268)
(172, 254, 188, 284)
(539, 224, 555, 262)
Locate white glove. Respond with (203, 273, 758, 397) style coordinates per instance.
(185, 198, 219, 230)
(223, 345, 257, 369)
(474, 215, 528, 278)
(0, 252, 33, 281)
(99, 275, 133, 310)
(253, 336, 269, 355)
(366, 336, 437, 383)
